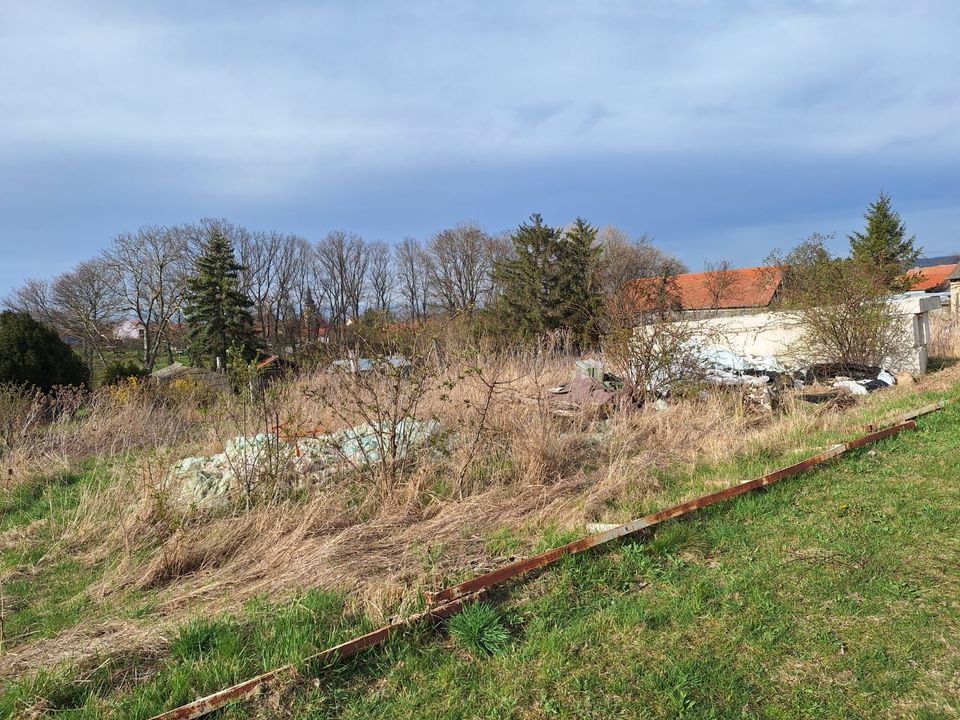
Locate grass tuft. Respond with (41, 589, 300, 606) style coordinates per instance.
(446, 601, 511, 657)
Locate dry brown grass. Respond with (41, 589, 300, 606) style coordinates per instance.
(929, 309, 960, 360)
(3, 342, 960, 681)
(0, 381, 208, 486)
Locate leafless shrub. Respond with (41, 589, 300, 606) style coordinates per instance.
(603, 273, 707, 400)
(306, 338, 443, 495)
(770, 234, 907, 366)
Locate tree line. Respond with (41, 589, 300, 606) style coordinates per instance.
(2, 216, 685, 373)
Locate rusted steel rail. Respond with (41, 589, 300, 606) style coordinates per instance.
(152, 401, 947, 720)
(151, 590, 485, 720)
(426, 420, 914, 605)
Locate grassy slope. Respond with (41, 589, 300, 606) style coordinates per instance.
(285, 397, 960, 720)
(3, 385, 959, 718)
(0, 468, 104, 649)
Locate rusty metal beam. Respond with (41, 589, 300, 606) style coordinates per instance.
(425, 420, 915, 605)
(152, 402, 942, 720)
(149, 591, 485, 720)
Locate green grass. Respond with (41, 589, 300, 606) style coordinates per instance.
(269, 400, 956, 720)
(3, 385, 960, 718)
(0, 467, 107, 649)
(447, 601, 511, 657)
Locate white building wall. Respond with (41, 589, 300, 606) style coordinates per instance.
(654, 294, 940, 375)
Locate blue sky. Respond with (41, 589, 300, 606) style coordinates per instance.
(2, 0, 959, 295)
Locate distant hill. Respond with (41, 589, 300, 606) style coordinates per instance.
(915, 255, 959, 268)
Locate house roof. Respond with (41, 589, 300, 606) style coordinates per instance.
(255, 354, 280, 370)
(906, 263, 957, 291)
(625, 265, 783, 311)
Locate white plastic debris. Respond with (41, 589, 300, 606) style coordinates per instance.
(833, 380, 869, 396)
(327, 355, 411, 374)
(877, 369, 897, 386)
(698, 346, 787, 375)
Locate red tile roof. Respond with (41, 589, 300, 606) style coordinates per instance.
(256, 354, 280, 370)
(906, 263, 957, 291)
(624, 265, 783, 311)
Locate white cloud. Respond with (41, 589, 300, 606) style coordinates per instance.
(1, 0, 959, 198)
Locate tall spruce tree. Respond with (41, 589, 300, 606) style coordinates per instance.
(184, 230, 256, 368)
(492, 214, 603, 344)
(493, 214, 557, 338)
(555, 218, 604, 344)
(848, 192, 920, 288)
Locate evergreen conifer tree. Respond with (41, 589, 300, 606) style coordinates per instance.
(848, 192, 920, 288)
(184, 230, 256, 368)
(554, 218, 604, 344)
(0, 311, 89, 390)
(492, 214, 603, 345)
(493, 214, 559, 338)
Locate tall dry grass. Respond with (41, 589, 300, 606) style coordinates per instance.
(929, 309, 960, 360)
(0, 380, 210, 485)
(4, 336, 955, 680)
(58, 352, 822, 606)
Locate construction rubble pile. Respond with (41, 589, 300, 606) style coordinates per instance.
(166, 417, 438, 508)
(549, 348, 900, 414)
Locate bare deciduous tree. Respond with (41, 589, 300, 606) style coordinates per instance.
(51, 258, 121, 366)
(104, 225, 190, 373)
(315, 230, 369, 327)
(275, 235, 313, 349)
(367, 241, 393, 314)
(597, 226, 687, 296)
(3, 278, 56, 327)
(425, 222, 493, 315)
(395, 237, 429, 323)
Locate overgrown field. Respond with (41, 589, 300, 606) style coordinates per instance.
(1, 342, 959, 718)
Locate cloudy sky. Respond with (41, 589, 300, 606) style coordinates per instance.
(2, 0, 959, 294)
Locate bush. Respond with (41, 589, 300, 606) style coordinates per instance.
(0, 311, 89, 391)
(772, 235, 904, 366)
(100, 360, 145, 387)
(446, 601, 511, 656)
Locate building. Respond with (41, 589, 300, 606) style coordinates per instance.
(905, 263, 956, 294)
(625, 263, 938, 375)
(625, 265, 783, 316)
(905, 261, 960, 312)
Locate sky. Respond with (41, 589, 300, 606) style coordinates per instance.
(2, 0, 959, 295)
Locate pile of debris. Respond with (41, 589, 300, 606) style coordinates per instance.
(327, 355, 411, 374)
(796, 363, 897, 402)
(697, 346, 898, 406)
(547, 360, 626, 415)
(548, 349, 900, 415)
(166, 417, 438, 508)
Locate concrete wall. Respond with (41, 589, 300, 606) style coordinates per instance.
(663, 294, 939, 375)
